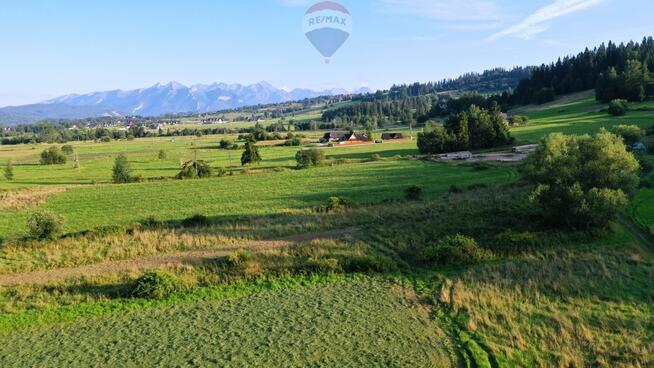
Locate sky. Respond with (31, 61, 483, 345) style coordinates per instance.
(0, 0, 652, 107)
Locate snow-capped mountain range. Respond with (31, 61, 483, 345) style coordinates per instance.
(0, 82, 371, 125)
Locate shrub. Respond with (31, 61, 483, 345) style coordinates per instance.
(449, 185, 463, 194)
(157, 150, 167, 160)
(40, 147, 67, 165)
(608, 99, 629, 116)
(509, 115, 529, 126)
(284, 136, 303, 146)
(61, 145, 74, 155)
(219, 139, 238, 150)
(131, 272, 185, 299)
(3, 160, 13, 181)
(369, 154, 382, 161)
(405, 185, 423, 200)
(177, 160, 212, 179)
(112, 154, 139, 183)
(419, 235, 490, 266)
(611, 124, 643, 145)
(295, 149, 325, 169)
(141, 215, 161, 227)
(340, 254, 398, 273)
(181, 214, 210, 228)
(227, 249, 256, 267)
(27, 210, 64, 240)
(302, 258, 342, 274)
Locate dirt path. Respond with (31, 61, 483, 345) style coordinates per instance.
(0, 229, 351, 287)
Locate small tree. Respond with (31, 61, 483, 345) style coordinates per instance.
(522, 131, 640, 229)
(219, 139, 238, 150)
(608, 99, 629, 116)
(61, 145, 74, 155)
(112, 154, 138, 183)
(40, 147, 67, 165)
(405, 185, 423, 200)
(241, 140, 262, 166)
(177, 160, 212, 179)
(365, 126, 374, 142)
(3, 160, 14, 181)
(27, 210, 63, 240)
(157, 150, 167, 160)
(295, 149, 325, 169)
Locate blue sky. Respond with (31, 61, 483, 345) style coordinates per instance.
(0, 0, 652, 107)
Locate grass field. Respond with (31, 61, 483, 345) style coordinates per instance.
(632, 188, 654, 235)
(0, 278, 455, 368)
(511, 90, 654, 142)
(0, 160, 516, 239)
(0, 135, 417, 190)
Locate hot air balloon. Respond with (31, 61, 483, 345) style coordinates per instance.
(303, 1, 352, 63)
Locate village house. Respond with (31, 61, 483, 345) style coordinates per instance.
(319, 131, 368, 144)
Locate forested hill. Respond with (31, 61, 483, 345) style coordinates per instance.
(357, 67, 534, 102)
(511, 37, 654, 105)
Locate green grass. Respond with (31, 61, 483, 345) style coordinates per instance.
(510, 91, 654, 142)
(0, 277, 454, 368)
(631, 188, 654, 234)
(0, 135, 417, 190)
(0, 160, 516, 238)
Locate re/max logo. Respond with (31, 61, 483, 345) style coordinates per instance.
(308, 16, 347, 27)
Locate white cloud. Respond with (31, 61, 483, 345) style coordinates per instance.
(376, 0, 503, 21)
(487, 0, 605, 40)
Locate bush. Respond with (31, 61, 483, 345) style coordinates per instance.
(302, 258, 342, 274)
(227, 249, 256, 267)
(40, 147, 67, 165)
(369, 154, 382, 161)
(405, 185, 423, 200)
(608, 99, 629, 116)
(181, 214, 210, 228)
(241, 140, 262, 166)
(177, 160, 212, 179)
(449, 185, 463, 194)
(131, 272, 185, 299)
(509, 115, 529, 126)
(157, 150, 167, 160)
(100, 136, 112, 142)
(284, 136, 303, 146)
(61, 145, 74, 155)
(112, 154, 139, 183)
(27, 210, 64, 240)
(419, 235, 491, 266)
(295, 149, 325, 169)
(611, 124, 643, 145)
(219, 139, 238, 150)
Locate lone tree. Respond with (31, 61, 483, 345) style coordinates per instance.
(295, 149, 325, 169)
(112, 154, 138, 183)
(157, 150, 167, 160)
(241, 140, 261, 166)
(3, 160, 14, 181)
(40, 146, 67, 165)
(177, 160, 212, 179)
(522, 130, 640, 229)
(608, 99, 629, 116)
(611, 124, 643, 146)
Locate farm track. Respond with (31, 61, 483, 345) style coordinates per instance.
(0, 228, 353, 287)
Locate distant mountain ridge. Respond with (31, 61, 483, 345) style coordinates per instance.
(0, 82, 371, 125)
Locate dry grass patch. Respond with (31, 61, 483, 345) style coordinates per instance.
(0, 187, 68, 212)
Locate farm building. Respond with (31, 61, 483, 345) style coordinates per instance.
(381, 132, 404, 140)
(320, 131, 368, 144)
(438, 151, 473, 160)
